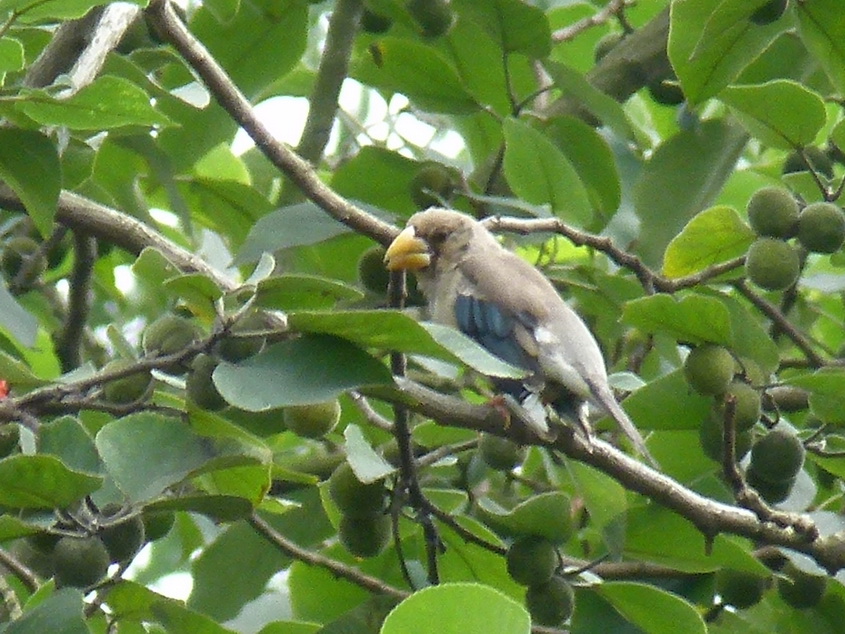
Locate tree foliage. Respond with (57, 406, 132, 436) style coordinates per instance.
(0, 0, 844, 632)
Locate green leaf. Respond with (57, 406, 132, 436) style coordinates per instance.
(7, 588, 88, 634)
(234, 203, 351, 265)
(344, 424, 395, 484)
(717, 292, 779, 375)
(0, 455, 101, 508)
(0, 0, 138, 21)
(544, 61, 636, 142)
(621, 294, 733, 345)
(146, 494, 254, 522)
(352, 37, 479, 114)
(382, 583, 529, 634)
(96, 413, 217, 503)
(596, 582, 707, 634)
(0, 348, 49, 389)
(106, 581, 237, 634)
(285, 310, 525, 379)
(720, 80, 826, 149)
(633, 120, 748, 267)
(254, 275, 364, 311)
(331, 146, 419, 216)
(163, 273, 223, 319)
(668, 0, 788, 104)
(796, 0, 845, 94)
(0, 129, 60, 237)
(0, 37, 24, 72)
(19, 77, 171, 130)
(213, 335, 392, 411)
(620, 370, 711, 432)
(456, 0, 551, 58)
(663, 205, 754, 277)
(788, 368, 845, 425)
(38, 415, 100, 474)
(568, 461, 628, 531)
(503, 118, 592, 225)
(476, 492, 572, 542)
(0, 280, 37, 346)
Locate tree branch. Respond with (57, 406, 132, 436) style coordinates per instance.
(145, 0, 397, 247)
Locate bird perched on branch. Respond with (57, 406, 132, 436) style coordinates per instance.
(384, 208, 654, 465)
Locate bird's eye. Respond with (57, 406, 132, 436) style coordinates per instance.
(429, 229, 448, 245)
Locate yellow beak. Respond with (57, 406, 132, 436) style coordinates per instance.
(384, 226, 431, 271)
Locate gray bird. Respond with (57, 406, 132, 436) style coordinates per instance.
(384, 208, 654, 465)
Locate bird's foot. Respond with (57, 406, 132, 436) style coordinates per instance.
(501, 394, 557, 442)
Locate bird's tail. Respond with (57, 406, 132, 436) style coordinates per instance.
(589, 381, 658, 468)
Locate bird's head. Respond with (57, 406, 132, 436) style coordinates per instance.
(384, 209, 476, 272)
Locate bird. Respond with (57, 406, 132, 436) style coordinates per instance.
(383, 208, 655, 465)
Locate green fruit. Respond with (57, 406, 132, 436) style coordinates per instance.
(0, 424, 19, 457)
(328, 462, 387, 516)
(745, 237, 800, 291)
(100, 513, 145, 564)
(409, 163, 458, 209)
(699, 412, 752, 462)
(358, 246, 391, 294)
(647, 79, 684, 106)
(142, 511, 176, 542)
(716, 569, 768, 608)
(525, 576, 575, 626)
(284, 400, 341, 439)
(53, 536, 110, 588)
(783, 147, 833, 179)
(338, 513, 391, 557)
(594, 32, 623, 63)
(479, 433, 527, 471)
(215, 313, 266, 362)
(715, 381, 762, 432)
(11, 537, 55, 578)
(683, 345, 734, 396)
(750, 0, 788, 25)
(749, 426, 804, 483)
(1, 236, 46, 280)
(746, 467, 794, 504)
(361, 8, 392, 33)
(507, 536, 558, 586)
(747, 187, 799, 238)
(797, 202, 845, 254)
(142, 314, 203, 356)
(102, 359, 153, 404)
(186, 353, 226, 411)
(407, 0, 453, 38)
(776, 565, 827, 609)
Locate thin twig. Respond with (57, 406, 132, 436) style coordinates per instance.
(0, 547, 39, 593)
(552, 0, 633, 43)
(56, 232, 96, 372)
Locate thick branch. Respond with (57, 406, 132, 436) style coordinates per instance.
(145, 0, 397, 247)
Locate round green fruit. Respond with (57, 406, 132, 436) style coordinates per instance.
(648, 79, 684, 106)
(53, 536, 110, 588)
(747, 187, 799, 238)
(1, 236, 46, 281)
(749, 426, 804, 484)
(284, 400, 341, 439)
(102, 358, 153, 404)
(216, 313, 266, 362)
(745, 237, 799, 291)
(683, 345, 734, 396)
(361, 8, 392, 33)
(479, 433, 527, 471)
(797, 202, 845, 254)
(783, 147, 833, 179)
(100, 513, 145, 564)
(716, 381, 762, 432)
(746, 467, 794, 504)
(525, 576, 575, 626)
(716, 569, 768, 608)
(750, 0, 788, 25)
(409, 163, 458, 209)
(142, 510, 176, 542)
(142, 314, 202, 356)
(328, 462, 387, 516)
(776, 565, 827, 609)
(358, 246, 391, 294)
(186, 353, 226, 411)
(338, 513, 391, 558)
(507, 536, 558, 586)
(407, 0, 453, 38)
(699, 412, 752, 463)
(11, 537, 55, 578)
